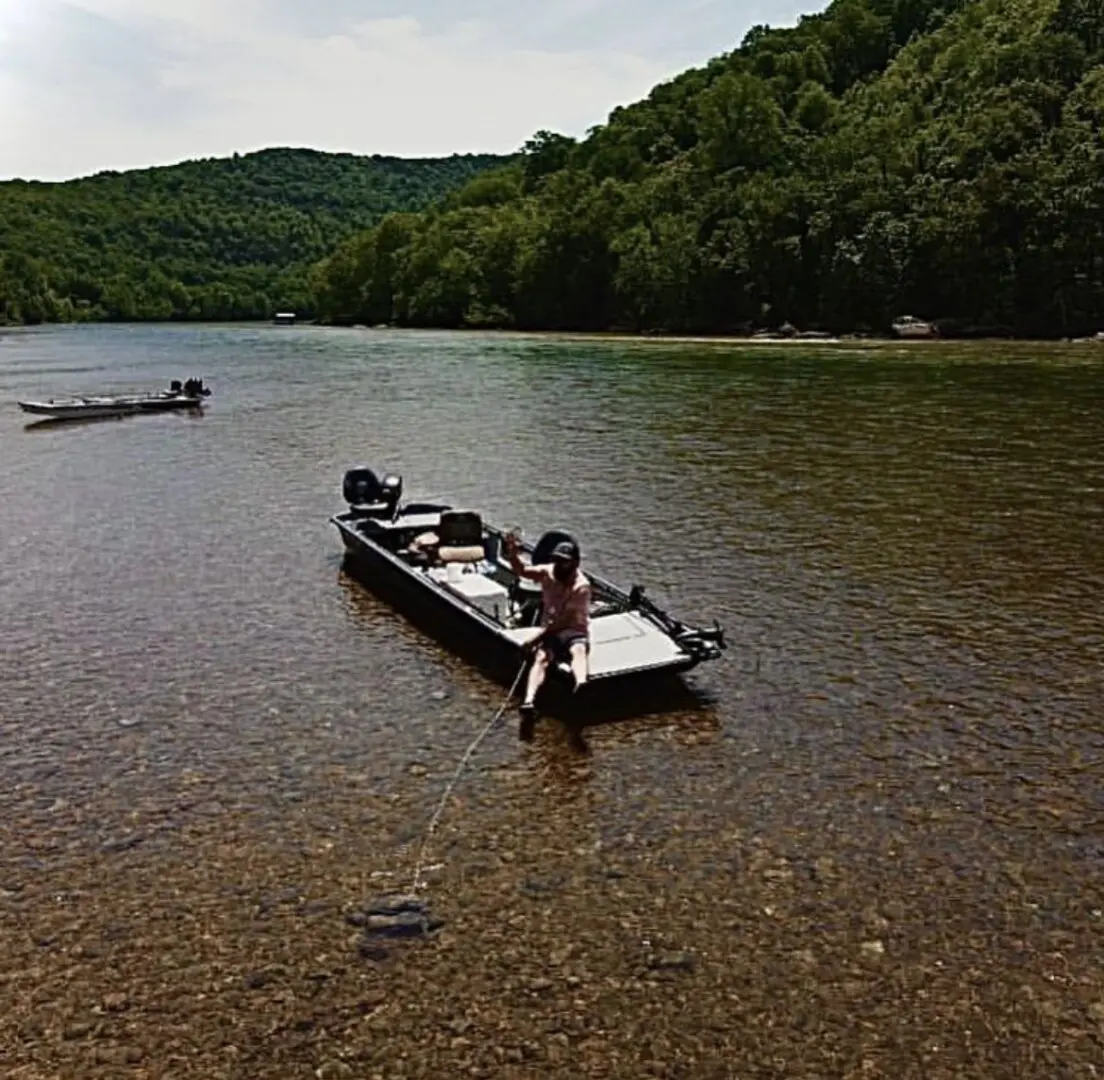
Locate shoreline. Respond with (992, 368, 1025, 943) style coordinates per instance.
(6, 319, 1104, 347)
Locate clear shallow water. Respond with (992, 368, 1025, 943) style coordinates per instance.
(1, 324, 1101, 1078)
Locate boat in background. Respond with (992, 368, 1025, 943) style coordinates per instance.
(18, 378, 211, 421)
(332, 468, 726, 696)
(892, 315, 939, 339)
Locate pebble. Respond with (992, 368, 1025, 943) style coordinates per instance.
(316, 1060, 354, 1079)
(101, 833, 146, 854)
(648, 951, 696, 973)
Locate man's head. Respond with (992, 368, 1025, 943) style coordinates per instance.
(550, 540, 580, 582)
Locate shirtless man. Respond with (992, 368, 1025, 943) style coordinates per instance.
(503, 534, 591, 740)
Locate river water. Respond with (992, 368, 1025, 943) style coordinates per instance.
(1, 324, 1101, 1078)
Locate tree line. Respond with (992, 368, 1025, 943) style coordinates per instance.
(0, 149, 507, 325)
(313, 0, 1104, 338)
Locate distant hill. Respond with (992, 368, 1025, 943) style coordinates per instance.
(0, 148, 509, 324)
(313, 0, 1104, 338)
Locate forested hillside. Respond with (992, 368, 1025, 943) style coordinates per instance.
(313, 0, 1104, 337)
(0, 149, 506, 324)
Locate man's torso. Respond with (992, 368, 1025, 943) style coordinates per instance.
(538, 567, 590, 634)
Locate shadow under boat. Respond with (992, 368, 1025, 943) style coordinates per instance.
(331, 466, 727, 728)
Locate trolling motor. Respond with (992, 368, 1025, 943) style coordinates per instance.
(628, 585, 726, 661)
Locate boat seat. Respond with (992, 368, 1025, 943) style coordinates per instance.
(428, 510, 486, 565)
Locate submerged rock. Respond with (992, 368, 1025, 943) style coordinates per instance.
(346, 893, 444, 941)
(361, 911, 444, 939)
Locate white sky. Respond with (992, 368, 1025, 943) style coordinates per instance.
(0, 0, 811, 181)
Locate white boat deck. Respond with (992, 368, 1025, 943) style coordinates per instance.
(503, 611, 688, 677)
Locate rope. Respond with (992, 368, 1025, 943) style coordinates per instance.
(408, 661, 529, 894)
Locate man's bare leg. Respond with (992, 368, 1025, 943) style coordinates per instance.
(519, 647, 548, 740)
(568, 642, 589, 692)
(523, 648, 549, 707)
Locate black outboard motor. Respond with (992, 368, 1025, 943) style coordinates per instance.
(343, 467, 403, 519)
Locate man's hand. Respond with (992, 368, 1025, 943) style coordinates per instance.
(522, 631, 544, 655)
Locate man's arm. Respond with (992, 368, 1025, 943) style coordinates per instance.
(504, 536, 546, 582)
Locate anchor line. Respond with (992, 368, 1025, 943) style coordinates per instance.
(408, 661, 529, 895)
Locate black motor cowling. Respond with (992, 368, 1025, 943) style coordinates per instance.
(343, 467, 403, 517)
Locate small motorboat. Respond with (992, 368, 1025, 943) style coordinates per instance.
(891, 315, 939, 339)
(18, 378, 211, 421)
(331, 468, 726, 693)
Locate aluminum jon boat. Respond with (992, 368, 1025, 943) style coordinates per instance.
(331, 467, 726, 692)
(18, 379, 211, 421)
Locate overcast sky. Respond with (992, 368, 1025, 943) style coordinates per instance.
(0, 0, 811, 181)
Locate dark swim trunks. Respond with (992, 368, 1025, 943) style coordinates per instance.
(542, 628, 590, 664)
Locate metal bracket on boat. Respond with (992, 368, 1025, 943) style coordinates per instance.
(673, 623, 726, 662)
(628, 585, 726, 661)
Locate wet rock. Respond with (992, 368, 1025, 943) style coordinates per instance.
(244, 967, 286, 990)
(92, 1045, 144, 1066)
(316, 1060, 353, 1078)
(429, 691, 448, 702)
(347, 892, 443, 940)
(101, 832, 146, 854)
(367, 893, 426, 916)
(521, 875, 565, 898)
(648, 951, 696, 973)
(361, 911, 444, 940)
(357, 942, 390, 962)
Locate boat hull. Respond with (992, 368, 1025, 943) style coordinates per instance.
(18, 395, 206, 420)
(338, 529, 530, 687)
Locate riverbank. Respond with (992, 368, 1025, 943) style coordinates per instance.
(7, 316, 1104, 349)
